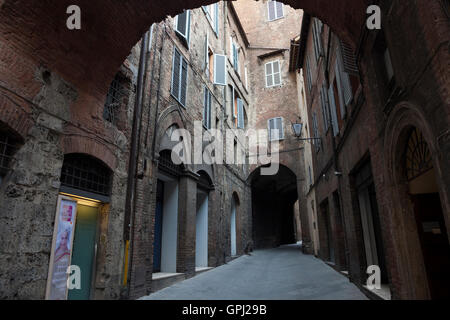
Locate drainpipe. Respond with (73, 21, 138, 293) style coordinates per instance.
(124, 31, 148, 299)
(323, 28, 350, 271)
(151, 24, 167, 161)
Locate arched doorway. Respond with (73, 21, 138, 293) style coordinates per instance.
(250, 165, 298, 249)
(195, 171, 213, 268)
(47, 153, 113, 300)
(404, 127, 450, 299)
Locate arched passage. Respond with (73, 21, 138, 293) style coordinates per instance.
(250, 165, 298, 249)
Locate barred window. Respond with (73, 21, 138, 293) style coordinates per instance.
(60, 154, 112, 196)
(103, 74, 123, 125)
(0, 133, 17, 181)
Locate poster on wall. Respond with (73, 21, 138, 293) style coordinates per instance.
(47, 198, 77, 300)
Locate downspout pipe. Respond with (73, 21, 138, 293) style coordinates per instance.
(124, 31, 148, 299)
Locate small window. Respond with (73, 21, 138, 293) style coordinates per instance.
(312, 19, 324, 61)
(175, 10, 191, 47)
(230, 37, 240, 74)
(268, 1, 284, 21)
(171, 47, 188, 106)
(203, 87, 212, 129)
(305, 57, 312, 92)
(268, 117, 284, 141)
(103, 74, 123, 124)
(265, 60, 281, 87)
(0, 132, 18, 182)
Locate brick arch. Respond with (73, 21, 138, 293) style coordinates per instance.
(0, 0, 365, 130)
(62, 135, 117, 170)
(0, 93, 33, 140)
(383, 101, 450, 299)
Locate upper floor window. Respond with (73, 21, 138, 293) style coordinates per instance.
(202, 4, 219, 35)
(265, 60, 281, 87)
(175, 10, 191, 47)
(268, 1, 284, 21)
(230, 37, 240, 75)
(312, 19, 324, 61)
(103, 74, 123, 125)
(171, 47, 188, 107)
(335, 40, 357, 117)
(231, 87, 245, 129)
(305, 56, 312, 92)
(268, 117, 284, 141)
(312, 112, 320, 151)
(204, 34, 227, 86)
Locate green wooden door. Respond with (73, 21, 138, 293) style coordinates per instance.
(68, 204, 98, 300)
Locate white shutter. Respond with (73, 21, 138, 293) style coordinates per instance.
(277, 117, 284, 139)
(214, 3, 219, 35)
(214, 54, 227, 86)
(268, 1, 276, 21)
(229, 36, 234, 64)
(265, 62, 273, 87)
(328, 85, 339, 136)
(180, 57, 188, 106)
(237, 99, 244, 129)
(276, 2, 284, 18)
(175, 11, 190, 40)
(273, 61, 281, 85)
(320, 86, 329, 131)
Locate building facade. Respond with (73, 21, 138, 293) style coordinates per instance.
(296, 2, 450, 300)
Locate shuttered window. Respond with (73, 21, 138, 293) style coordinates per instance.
(335, 42, 354, 118)
(203, 87, 212, 129)
(265, 60, 281, 87)
(320, 85, 330, 132)
(312, 112, 320, 151)
(328, 84, 339, 136)
(202, 4, 219, 35)
(268, 117, 284, 141)
(268, 1, 284, 21)
(175, 10, 191, 46)
(305, 57, 312, 92)
(214, 54, 227, 86)
(230, 38, 239, 74)
(312, 19, 324, 61)
(237, 98, 245, 129)
(171, 47, 188, 107)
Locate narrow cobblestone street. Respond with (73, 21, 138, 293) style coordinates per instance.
(140, 244, 367, 300)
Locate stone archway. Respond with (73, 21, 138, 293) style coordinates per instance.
(384, 102, 450, 299)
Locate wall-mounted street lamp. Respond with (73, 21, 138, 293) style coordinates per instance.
(291, 121, 322, 142)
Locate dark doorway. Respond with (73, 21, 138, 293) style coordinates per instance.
(319, 200, 335, 263)
(153, 179, 164, 272)
(250, 165, 297, 249)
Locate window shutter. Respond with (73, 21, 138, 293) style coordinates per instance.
(265, 62, 273, 87)
(171, 49, 181, 100)
(214, 3, 219, 35)
(229, 36, 234, 63)
(337, 44, 353, 107)
(204, 34, 209, 72)
(176, 11, 188, 39)
(328, 85, 339, 136)
(180, 58, 188, 106)
(320, 86, 329, 131)
(268, 118, 274, 141)
(203, 87, 208, 128)
(276, 2, 284, 19)
(339, 40, 358, 75)
(237, 99, 244, 129)
(273, 61, 281, 85)
(268, 1, 276, 21)
(277, 117, 284, 139)
(335, 60, 346, 118)
(214, 54, 227, 86)
(305, 57, 312, 92)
